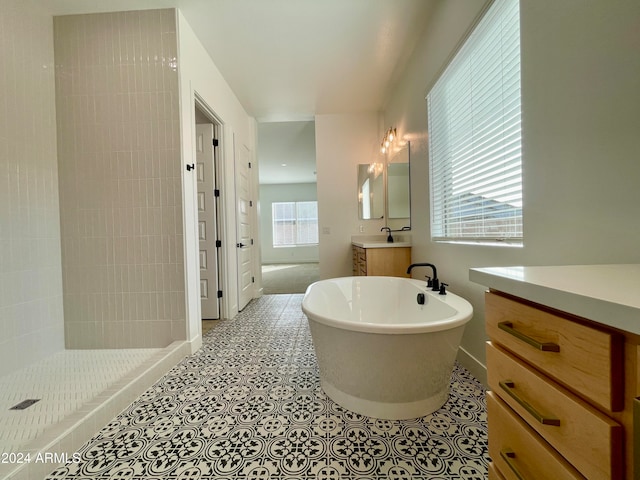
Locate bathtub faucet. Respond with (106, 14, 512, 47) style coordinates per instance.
(406, 263, 440, 291)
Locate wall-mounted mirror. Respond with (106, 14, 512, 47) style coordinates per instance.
(357, 163, 384, 219)
(357, 141, 411, 223)
(388, 142, 410, 220)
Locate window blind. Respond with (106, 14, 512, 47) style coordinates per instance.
(295, 201, 319, 245)
(272, 202, 296, 246)
(272, 201, 318, 246)
(427, 0, 522, 244)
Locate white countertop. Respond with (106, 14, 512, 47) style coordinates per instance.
(352, 241, 412, 248)
(469, 264, 640, 335)
(351, 234, 411, 248)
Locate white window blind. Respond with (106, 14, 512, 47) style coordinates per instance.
(272, 201, 318, 247)
(427, 0, 522, 244)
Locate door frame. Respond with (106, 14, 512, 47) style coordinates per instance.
(194, 95, 227, 319)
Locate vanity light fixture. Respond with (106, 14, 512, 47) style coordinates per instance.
(380, 127, 397, 154)
(368, 162, 384, 177)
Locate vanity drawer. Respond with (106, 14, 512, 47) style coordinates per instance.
(487, 341, 623, 480)
(487, 391, 585, 480)
(485, 291, 624, 412)
(352, 249, 358, 274)
(487, 462, 506, 480)
(352, 246, 367, 275)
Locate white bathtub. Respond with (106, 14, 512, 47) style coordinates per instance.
(302, 276, 473, 419)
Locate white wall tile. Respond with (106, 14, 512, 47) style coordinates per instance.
(54, 9, 186, 348)
(0, 0, 65, 377)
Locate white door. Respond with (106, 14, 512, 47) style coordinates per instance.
(196, 124, 220, 319)
(236, 143, 253, 311)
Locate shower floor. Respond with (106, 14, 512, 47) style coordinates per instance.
(0, 349, 161, 454)
(0, 342, 189, 480)
(46, 294, 489, 480)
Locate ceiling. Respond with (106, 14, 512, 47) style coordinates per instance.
(43, 0, 436, 182)
(258, 121, 317, 184)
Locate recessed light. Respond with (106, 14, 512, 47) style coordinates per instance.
(281, 163, 287, 167)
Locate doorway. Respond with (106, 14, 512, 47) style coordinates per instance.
(257, 121, 320, 294)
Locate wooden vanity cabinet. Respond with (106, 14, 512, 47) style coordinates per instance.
(484, 289, 638, 480)
(487, 391, 585, 479)
(351, 245, 410, 277)
(487, 460, 506, 480)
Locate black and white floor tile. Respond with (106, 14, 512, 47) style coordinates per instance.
(47, 295, 489, 480)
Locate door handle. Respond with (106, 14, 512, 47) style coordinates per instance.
(236, 243, 246, 248)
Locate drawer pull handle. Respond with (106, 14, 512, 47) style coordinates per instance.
(498, 322, 560, 352)
(500, 380, 561, 426)
(500, 449, 527, 480)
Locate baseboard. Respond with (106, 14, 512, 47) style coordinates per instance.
(189, 333, 202, 354)
(4, 341, 190, 480)
(457, 347, 487, 387)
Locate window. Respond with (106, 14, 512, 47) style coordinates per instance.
(427, 0, 522, 244)
(272, 201, 319, 246)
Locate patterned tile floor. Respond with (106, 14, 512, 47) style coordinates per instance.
(47, 294, 489, 480)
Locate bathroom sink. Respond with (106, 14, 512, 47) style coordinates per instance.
(351, 234, 411, 248)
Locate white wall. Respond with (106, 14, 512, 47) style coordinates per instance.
(260, 183, 319, 264)
(383, 0, 640, 379)
(0, 0, 64, 376)
(315, 113, 384, 279)
(177, 10, 257, 341)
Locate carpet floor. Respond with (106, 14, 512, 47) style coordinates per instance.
(261, 264, 320, 294)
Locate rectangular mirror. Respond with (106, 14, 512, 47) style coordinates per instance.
(358, 163, 384, 219)
(388, 142, 410, 220)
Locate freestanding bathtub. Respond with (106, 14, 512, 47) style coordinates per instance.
(302, 276, 473, 420)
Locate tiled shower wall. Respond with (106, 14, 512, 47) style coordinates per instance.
(0, 0, 65, 377)
(54, 9, 186, 348)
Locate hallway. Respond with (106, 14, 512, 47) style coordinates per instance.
(46, 295, 488, 480)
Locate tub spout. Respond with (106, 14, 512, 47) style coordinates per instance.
(407, 263, 440, 291)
